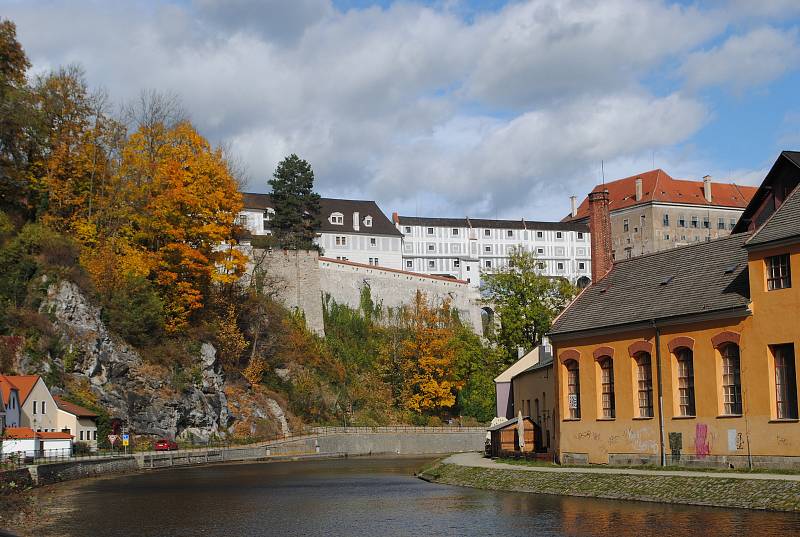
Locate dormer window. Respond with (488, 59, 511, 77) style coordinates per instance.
(363, 216, 373, 227)
(263, 208, 274, 229)
(330, 212, 344, 225)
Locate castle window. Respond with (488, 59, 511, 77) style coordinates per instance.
(329, 212, 344, 225)
(600, 357, 615, 419)
(566, 360, 581, 419)
(721, 344, 742, 415)
(766, 254, 791, 290)
(676, 348, 696, 416)
(774, 344, 798, 420)
(636, 353, 654, 418)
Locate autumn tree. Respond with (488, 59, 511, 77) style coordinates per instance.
(0, 19, 39, 215)
(481, 247, 577, 363)
(268, 154, 321, 250)
(400, 291, 460, 414)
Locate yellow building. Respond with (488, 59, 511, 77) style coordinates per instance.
(549, 151, 800, 469)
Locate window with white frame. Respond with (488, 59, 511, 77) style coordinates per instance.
(369, 237, 377, 247)
(428, 260, 435, 269)
(454, 259, 460, 268)
(485, 260, 492, 268)
(537, 231, 543, 238)
(427, 227, 434, 235)
(406, 260, 413, 269)
(484, 245, 491, 253)
(452, 228, 459, 236)
(577, 232, 584, 239)
(330, 212, 344, 225)
(506, 230, 513, 237)
(556, 231, 563, 239)
(484, 229, 491, 236)
(578, 262, 585, 270)
(404, 226, 411, 233)
(335, 236, 347, 246)
(537, 247, 544, 254)
(428, 244, 435, 251)
(557, 262, 564, 270)
(364, 216, 373, 227)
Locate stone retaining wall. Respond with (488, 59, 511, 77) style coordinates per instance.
(419, 462, 800, 512)
(31, 457, 139, 485)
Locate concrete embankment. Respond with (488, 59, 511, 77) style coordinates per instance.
(418, 453, 800, 512)
(4, 428, 486, 488)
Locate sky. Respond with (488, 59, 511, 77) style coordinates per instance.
(4, 0, 800, 220)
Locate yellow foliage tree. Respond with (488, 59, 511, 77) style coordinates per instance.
(401, 291, 461, 413)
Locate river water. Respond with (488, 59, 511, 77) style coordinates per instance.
(22, 457, 800, 536)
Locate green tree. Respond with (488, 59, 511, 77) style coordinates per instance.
(481, 247, 577, 363)
(268, 154, 321, 250)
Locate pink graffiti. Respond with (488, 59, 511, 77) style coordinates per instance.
(695, 423, 710, 458)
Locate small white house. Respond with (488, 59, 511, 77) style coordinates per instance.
(39, 431, 74, 456)
(1, 427, 39, 458)
(0, 376, 21, 431)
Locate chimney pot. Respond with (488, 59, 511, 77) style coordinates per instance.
(570, 195, 577, 218)
(635, 177, 643, 201)
(588, 189, 613, 283)
(703, 175, 712, 203)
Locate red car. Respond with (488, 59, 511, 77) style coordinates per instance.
(154, 438, 179, 451)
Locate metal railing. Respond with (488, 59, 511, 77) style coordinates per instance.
(310, 426, 486, 435)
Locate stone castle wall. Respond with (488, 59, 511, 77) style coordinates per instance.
(242, 248, 484, 335)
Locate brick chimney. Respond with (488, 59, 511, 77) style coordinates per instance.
(392, 211, 399, 224)
(635, 177, 643, 201)
(589, 189, 613, 282)
(570, 196, 577, 218)
(703, 175, 712, 203)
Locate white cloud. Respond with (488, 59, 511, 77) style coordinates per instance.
(681, 27, 800, 91)
(2, 0, 793, 220)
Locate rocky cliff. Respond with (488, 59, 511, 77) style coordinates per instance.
(37, 279, 288, 441)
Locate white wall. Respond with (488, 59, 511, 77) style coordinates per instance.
(1, 437, 38, 457)
(41, 438, 72, 455)
(397, 222, 591, 288)
(20, 378, 59, 432)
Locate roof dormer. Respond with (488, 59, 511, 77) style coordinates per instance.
(364, 215, 373, 227)
(329, 212, 344, 225)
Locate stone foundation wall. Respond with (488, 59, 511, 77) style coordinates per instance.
(421, 462, 800, 512)
(31, 457, 138, 485)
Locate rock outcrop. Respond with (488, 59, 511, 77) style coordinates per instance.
(40, 280, 280, 441)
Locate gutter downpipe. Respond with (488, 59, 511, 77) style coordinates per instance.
(652, 319, 666, 467)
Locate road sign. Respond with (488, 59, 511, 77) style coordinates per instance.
(108, 434, 119, 445)
(122, 433, 130, 447)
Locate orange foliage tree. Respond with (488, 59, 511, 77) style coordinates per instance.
(401, 291, 461, 413)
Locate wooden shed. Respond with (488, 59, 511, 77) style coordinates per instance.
(487, 416, 535, 458)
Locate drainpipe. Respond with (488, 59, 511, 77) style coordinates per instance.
(652, 320, 666, 467)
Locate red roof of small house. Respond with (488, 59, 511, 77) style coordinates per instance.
(0, 375, 40, 405)
(564, 169, 758, 221)
(0, 375, 22, 407)
(38, 431, 73, 440)
(3, 427, 36, 439)
(53, 396, 99, 418)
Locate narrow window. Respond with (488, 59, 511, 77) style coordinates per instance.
(717, 218, 725, 230)
(557, 262, 564, 270)
(556, 231, 563, 239)
(636, 353, 654, 418)
(93, 431, 97, 440)
(679, 215, 686, 227)
(774, 344, 798, 420)
(427, 227, 434, 235)
(507, 230, 513, 237)
(454, 259, 460, 268)
(721, 344, 742, 415)
(80, 431, 84, 441)
(42, 401, 46, 414)
(663, 214, 669, 226)
(623, 219, 629, 232)
(33, 400, 37, 415)
(691, 216, 698, 228)
(703, 216, 710, 229)
(729, 218, 736, 230)
(370, 238, 377, 247)
(566, 360, 581, 419)
(577, 232, 584, 239)
(484, 229, 491, 236)
(485, 260, 492, 268)
(578, 262, 585, 270)
(766, 254, 791, 290)
(677, 348, 696, 416)
(537, 231, 543, 238)
(600, 358, 615, 419)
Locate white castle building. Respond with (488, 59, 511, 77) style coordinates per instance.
(238, 193, 404, 269)
(392, 214, 592, 289)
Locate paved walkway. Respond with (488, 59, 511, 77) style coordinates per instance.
(443, 452, 800, 482)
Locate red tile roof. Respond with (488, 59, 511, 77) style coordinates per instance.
(3, 427, 35, 439)
(38, 431, 73, 440)
(564, 169, 758, 221)
(53, 396, 99, 418)
(0, 375, 37, 406)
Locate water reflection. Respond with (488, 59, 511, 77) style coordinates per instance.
(23, 457, 800, 537)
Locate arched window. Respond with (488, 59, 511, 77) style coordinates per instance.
(635, 352, 654, 418)
(565, 360, 581, 419)
(599, 357, 615, 418)
(721, 343, 742, 415)
(676, 348, 696, 416)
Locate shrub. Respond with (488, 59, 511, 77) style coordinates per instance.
(102, 274, 165, 347)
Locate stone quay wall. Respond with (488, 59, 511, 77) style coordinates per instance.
(419, 461, 800, 512)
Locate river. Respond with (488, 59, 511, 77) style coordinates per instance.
(20, 457, 800, 536)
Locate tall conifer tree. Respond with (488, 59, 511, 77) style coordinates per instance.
(268, 154, 321, 250)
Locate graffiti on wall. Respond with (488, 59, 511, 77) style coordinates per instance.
(695, 423, 711, 458)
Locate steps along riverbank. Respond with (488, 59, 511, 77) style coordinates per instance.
(417, 452, 800, 512)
